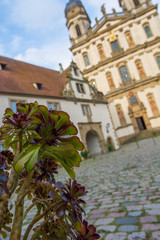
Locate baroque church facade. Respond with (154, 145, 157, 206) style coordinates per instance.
(65, 0, 160, 143)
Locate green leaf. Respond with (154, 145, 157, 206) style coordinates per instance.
(25, 147, 40, 172)
(38, 105, 49, 123)
(60, 125, 78, 136)
(55, 112, 70, 131)
(64, 151, 82, 167)
(3, 133, 15, 150)
(58, 158, 75, 179)
(28, 102, 38, 117)
(14, 150, 36, 173)
(50, 112, 59, 125)
(60, 136, 84, 151)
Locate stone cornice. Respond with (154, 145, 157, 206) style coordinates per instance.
(70, 5, 157, 51)
(83, 37, 160, 75)
(105, 75, 160, 101)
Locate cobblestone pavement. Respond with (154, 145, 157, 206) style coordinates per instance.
(57, 136, 160, 240)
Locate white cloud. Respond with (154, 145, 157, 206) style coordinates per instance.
(10, 0, 63, 31)
(15, 40, 72, 71)
(10, 36, 22, 52)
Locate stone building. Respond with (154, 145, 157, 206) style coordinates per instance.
(65, 0, 160, 143)
(0, 56, 119, 154)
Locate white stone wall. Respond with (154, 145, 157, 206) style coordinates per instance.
(0, 94, 119, 149)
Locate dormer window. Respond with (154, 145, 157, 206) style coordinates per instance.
(76, 83, 85, 94)
(33, 83, 42, 90)
(0, 63, 6, 70)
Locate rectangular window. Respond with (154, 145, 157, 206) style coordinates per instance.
(111, 40, 120, 52)
(0, 143, 4, 152)
(144, 26, 152, 38)
(10, 100, 25, 112)
(48, 102, 60, 111)
(119, 65, 131, 83)
(82, 105, 91, 116)
(76, 83, 85, 94)
(129, 96, 139, 106)
(156, 56, 160, 69)
(10, 100, 17, 112)
(83, 55, 90, 66)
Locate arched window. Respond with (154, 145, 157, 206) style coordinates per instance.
(135, 60, 146, 80)
(119, 65, 131, 83)
(129, 96, 139, 106)
(111, 40, 120, 52)
(97, 44, 106, 61)
(106, 72, 115, 91)
(83, 54, 90, 66)
(75, 25, 81, 37)
(147, 93, 159, 117)
(156, 56, 160, 69)
(144, 25, 153, 38)
(116, 104, 127, 126)
(133, 0, 140, 7)
(125, 31, 135, 48)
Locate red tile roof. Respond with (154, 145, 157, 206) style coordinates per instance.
(0, 56, 66, 97)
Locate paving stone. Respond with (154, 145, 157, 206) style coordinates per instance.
(152, 231, 160, 239)
(107, 212, 126, 218)
(89, 213, 106, 219)
(121, 202, 137, 207)
(118, 225, 138, 232)
(145, 210, 160, 215)
(144, 203, 160, 209)
(95, 218, 114, 225)
(100, 203, 119, 208)
(140, 216, 157, 223)
(97, 225, 116, 232)
(105, 233, 127, 240)
(142, 224, 160, 231)
(127, 205, 143, 211)
(128, 232, 146, 240)
(128, 211, 142, 217)
(115, 217, 138, 225)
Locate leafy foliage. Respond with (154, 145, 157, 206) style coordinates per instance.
(0, 102, 100, 240)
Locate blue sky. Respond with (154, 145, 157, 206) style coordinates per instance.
(0, 0, 159, 71)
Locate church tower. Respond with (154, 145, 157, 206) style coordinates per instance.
(65, 0, 91, 45)
(119, 0, 153, 14)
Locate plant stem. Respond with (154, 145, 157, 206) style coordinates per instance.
(23, 200, 62, 240)
(0, 168, 18, 232)
(30, 217, 50, 240)
(10, 171, 34, 240)
(23, 201, 37, 220)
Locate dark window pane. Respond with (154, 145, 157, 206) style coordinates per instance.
(129, 96, 139, 106)
(119, 65, 131, 82)
(76, 25, 81, 37)
(48, 103, 53, 110)
(84, 55, 90, 66)
(156, 56, 160, 69)
(111, 40, 120, 51)
(144, 26, 152, 38)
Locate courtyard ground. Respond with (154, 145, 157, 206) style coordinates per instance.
(57, 136, 160, 240)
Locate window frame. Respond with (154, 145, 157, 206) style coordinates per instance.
(47, 102, 61, 111)
(155, 55, 160, 69)
(76, 83, 85, 94)
(81, 105, 92, 116)
(129, 96, 139, 106)
(143, 24, 153, 38)
(9, 99, 27, 112)
(118, 64, 131, 83)
(75, 24, 82, 37)
(110, 39, 120, 52)
(83, 54, 90, 67)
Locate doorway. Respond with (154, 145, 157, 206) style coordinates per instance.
(86, 131, 101, 155)
(136, 117, 147, 131)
